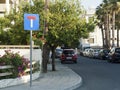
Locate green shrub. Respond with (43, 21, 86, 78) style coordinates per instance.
(0, 50, 30, 78)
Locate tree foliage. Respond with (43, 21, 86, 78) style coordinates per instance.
(96, 0, 120, 48)
(0, 0, 95, 72)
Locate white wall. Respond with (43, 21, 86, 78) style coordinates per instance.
(0, 49, 42, 88)
(0, 49, 42, 64)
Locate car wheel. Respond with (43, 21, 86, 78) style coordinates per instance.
(61, 61, 64, 64)
(74, 60, 77, 63)
(107, 58, 114, 63)
(100, 56, 102, 60)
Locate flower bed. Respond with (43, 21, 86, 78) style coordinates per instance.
(0, 50, 40, 79)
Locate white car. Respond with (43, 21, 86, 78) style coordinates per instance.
(83, 48, 93, 57)
(91, 49, 100, 58)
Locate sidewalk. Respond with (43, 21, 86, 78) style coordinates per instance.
(1, 59, 82, 90)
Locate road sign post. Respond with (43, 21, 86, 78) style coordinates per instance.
(24, 13, 39, 87)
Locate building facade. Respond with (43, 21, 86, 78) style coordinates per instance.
(0, 0, 29, 17)
(80, 7, 103, 49)
(0, 0, 11, 17)
(80, 7, 120, 49)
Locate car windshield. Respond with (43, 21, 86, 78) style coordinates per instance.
(115, 48, 120, 53)
(56, 49, 63, 52)
(63, 50, 74, 54)
(104, 50, 110, 53)
(94, 49, 100, 52)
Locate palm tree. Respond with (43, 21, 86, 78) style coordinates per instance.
(116, 11, 120, 47)
(102, 0, 111, 49)
(96, 0, 120, 49)
(96, 4, 106, 48)
(115, 2, 120, 47)
(108, 0, 120, 47)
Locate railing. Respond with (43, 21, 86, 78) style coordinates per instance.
(0, 61, 40, 79)
(0, 65, 13, 77)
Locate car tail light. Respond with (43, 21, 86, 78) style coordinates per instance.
(73, 54, 77, 59)
(61, 54, 65, 60)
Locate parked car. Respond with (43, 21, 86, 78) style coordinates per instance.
(83, 48, 92, 57)
(83, 49, 89, 56)
(89, 49, 100, 58)
(55, 49, 63, 58)
(107, 47, 120, 62)
(87, 49, 94, 58)
(98, 49, 110, 60)
(60, 49, 77, 63)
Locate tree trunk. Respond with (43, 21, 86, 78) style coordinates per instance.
(100, 25, 105, 48)
(41, 0, 49, 73)
(42, 42, 50, 73)
(51, 46, 56, 71)
(117, 29, 119, 47)
(112, 11, 115, 47)
(106, 13, 110, 49)
(104, 13, 110, 49)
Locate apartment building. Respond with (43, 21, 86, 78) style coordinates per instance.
(0, 0, 29, 17)
(0, 0, 14, 17)
(80, 7, 120, 49)
(80, 7, 103, 49)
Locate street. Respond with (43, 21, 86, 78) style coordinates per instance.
(64, 55, 120, 90)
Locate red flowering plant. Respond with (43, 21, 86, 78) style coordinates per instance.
(0, 50, 30, 78)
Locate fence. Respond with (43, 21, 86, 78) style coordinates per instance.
(0, 61, 40, 79)
(0, 46, 42, 88)
(0, 65, 13, 77)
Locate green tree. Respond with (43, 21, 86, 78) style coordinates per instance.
(46, 0, 95, 71)
(96, 0, 120, 48)
(1, 0, 95, 72)
(108, 0, 120, 47)
(96, 0, 112, 49)
(116, 9, 120, 47)
(0, 17, 11, 44)
(96, 4, 106, 48)
(46, 0, 82, 71)
(2, 5, 30, 45)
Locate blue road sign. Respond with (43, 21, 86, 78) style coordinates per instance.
(24, 13, 39, 30)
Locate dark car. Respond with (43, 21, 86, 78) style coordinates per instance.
(55, 49, 63, 58)
(107, 47, 120, 62)
(98, 49, 110, 60)
(60, 49, 77, 63)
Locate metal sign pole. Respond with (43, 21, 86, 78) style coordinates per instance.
(24, 13, 39, 87)
(30, 30, 32, 87)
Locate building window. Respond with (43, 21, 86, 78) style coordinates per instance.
(0, 0, 5, 3)
(89, 38, 94, 43)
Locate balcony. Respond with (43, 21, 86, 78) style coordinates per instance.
(0, 4, 6, 12)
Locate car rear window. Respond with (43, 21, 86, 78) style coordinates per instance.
(63, 50, 74, 54)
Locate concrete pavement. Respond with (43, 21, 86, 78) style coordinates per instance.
(0, 59, 82, 90)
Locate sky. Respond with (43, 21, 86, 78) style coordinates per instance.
(81, 0, 103, 10)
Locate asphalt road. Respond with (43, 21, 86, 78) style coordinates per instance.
(64, 55, 120, 90)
